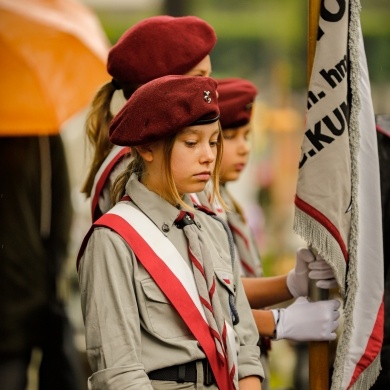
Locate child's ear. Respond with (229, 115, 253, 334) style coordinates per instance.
(136, 146, 153, 162)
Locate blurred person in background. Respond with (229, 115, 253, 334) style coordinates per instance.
(371, 114, 390, 389)
(0, 135, 82, 390)
(81, 15, 217, 221)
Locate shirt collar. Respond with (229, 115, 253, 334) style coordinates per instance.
(125, 173, 194, 235)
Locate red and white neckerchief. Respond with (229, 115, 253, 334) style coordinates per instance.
(191, 191, 254, 277)
(77, 201, 237, 390)
(175, 210, 238, 388)
(227, 220, 258, 278)
(90, 145, 130, 221)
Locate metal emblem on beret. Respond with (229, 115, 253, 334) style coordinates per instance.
(203, 90, 211, 104)
(245, 102, 253, 111)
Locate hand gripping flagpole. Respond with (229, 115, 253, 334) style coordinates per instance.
(307, 1, 330, 390)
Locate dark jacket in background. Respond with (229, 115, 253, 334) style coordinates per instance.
(0, 135, 72, 355)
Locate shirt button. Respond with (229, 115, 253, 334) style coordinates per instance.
(196, 221, 201, 229)
(162, 223, 170, 233)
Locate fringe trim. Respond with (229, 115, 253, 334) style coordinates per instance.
(331, 1, 381, 389)
(348, 354, 382, 390)
(293, 208, 346, 297)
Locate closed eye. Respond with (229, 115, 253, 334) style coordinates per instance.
(185, 141, 197, 148)
(223, 131, 236, 140)
(223, 133, 235, 140)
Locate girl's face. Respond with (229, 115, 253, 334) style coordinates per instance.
(219, 124, 251, 184)
(171, 122, 220, 195)
(184, 55, 212, 77)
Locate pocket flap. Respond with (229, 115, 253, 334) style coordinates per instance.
(141, 280, 170, 304)
(215, 270, 235, 295)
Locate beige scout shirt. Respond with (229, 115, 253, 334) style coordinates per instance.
(195, 187, 263, 278)
(220, 186, 263, 278)
(78, 174, 264, 389)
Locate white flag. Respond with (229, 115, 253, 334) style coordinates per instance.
(294, 1, 384, 388)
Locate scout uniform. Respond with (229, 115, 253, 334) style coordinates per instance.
(77, 75, 264, 389)
(203, 185, 263, 278)
(78, 175, 264, 389)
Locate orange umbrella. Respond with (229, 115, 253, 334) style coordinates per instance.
(0, 0, 111, 136)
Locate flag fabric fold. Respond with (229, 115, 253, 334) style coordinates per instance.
(294, 0, 384, 389)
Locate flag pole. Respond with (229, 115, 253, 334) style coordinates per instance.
(307, 1, 330, 390)
(307, 0, 320, 83)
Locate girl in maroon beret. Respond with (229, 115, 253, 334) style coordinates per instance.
(81, 15, 217, 222)
(77, 75, 264, 389)
(193, 78, 341, 389)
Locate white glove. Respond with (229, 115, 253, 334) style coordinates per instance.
(308, 254, 338, 289)
(286, 247, 337, 297)
(272, 297, 340, 341)
(286, 247, 313, 297)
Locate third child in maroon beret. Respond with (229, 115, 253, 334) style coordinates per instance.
(82, 15, 217, 221)
(77, 75, 265, 389)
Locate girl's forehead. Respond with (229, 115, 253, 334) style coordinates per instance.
(223, 123, 251, 133)
(185, 55, 212, 77)
(180, 123, 220, 135)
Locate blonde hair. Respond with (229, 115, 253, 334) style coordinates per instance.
(81, 82, 139, 197)
(226, 190, 246, 223)
(111, 125, 227, 210)
(81, 82, 116, 196)
(111, 150, 144, 204)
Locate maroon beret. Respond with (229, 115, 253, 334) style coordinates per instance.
(107, 16, 217, 85)
(217, 78, 258, 129)
(109, 75, 220, 146)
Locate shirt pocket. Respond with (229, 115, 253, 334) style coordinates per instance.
(140, 279, 192, 339)
(214, 267, 237, 322)
(214, 269, 235, 295)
